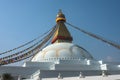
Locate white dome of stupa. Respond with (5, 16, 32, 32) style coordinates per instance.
(31, 43, 93, 62)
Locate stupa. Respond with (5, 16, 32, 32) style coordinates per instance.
(0, 10, 120, 80)
(31, 10, 93, 62)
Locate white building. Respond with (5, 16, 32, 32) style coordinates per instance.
(0, 10, 120, 80)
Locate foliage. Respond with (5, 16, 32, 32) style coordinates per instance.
(1, 73, 14, 80)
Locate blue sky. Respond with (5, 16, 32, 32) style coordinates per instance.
(0, 0, 120, 65)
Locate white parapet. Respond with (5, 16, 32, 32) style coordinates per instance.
(41, 75, 120, 80)
(100, 64, 107, 70)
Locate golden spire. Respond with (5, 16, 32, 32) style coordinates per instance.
(56, 9, 66, 23)
(51, 10, 73, 43)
